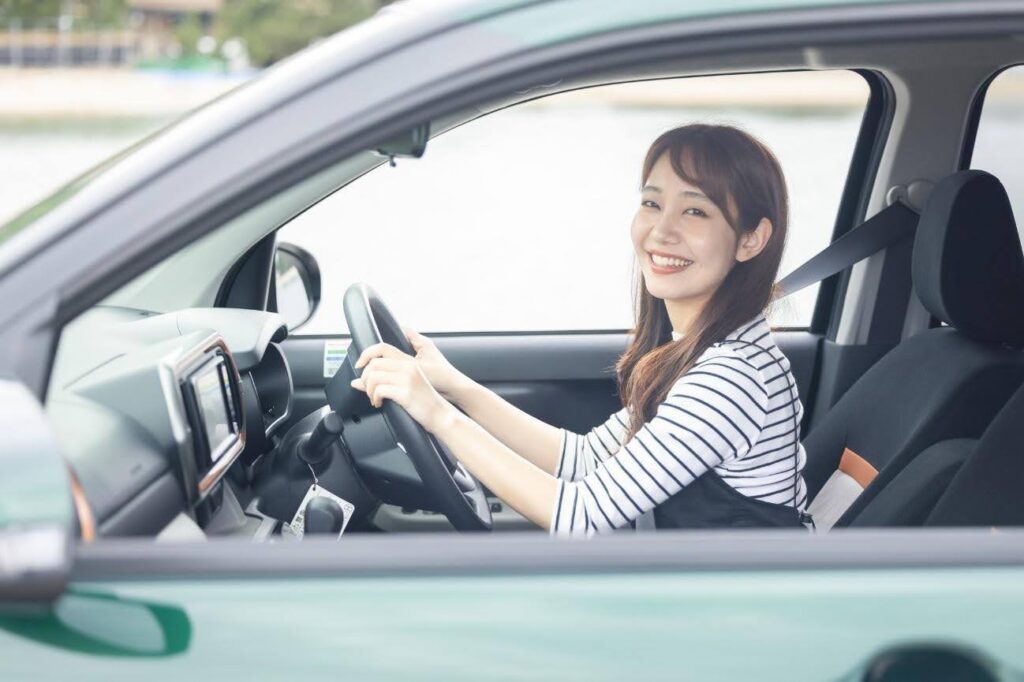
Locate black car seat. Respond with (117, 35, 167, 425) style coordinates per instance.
(923, 377, 1024, 527)
(843, 438, 977, 527)
(803, 169, 1024, 530)
(853, 373, 1024, 528)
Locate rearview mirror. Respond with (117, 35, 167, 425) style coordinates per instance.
(273, 242, 322, 332)
(373, 122, 429, 164)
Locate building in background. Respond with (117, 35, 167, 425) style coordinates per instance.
(0, 0, 224, 68)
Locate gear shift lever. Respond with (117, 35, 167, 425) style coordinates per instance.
(299, 411, 345, 466)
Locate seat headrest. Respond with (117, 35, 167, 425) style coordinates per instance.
(912, 169, 1024, 345)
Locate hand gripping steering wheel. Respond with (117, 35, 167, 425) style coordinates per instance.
(343, 282, 492, 531)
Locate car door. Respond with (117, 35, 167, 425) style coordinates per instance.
(4, 530, 1024, 680)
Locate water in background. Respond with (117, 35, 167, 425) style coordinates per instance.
(0, 117, 171, 225)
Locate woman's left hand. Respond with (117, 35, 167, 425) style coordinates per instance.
(349, 343, 456, 435)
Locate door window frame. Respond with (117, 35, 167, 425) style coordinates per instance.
(270, 68, 891, 338)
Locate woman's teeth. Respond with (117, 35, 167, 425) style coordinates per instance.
(650, 253, 693, 269)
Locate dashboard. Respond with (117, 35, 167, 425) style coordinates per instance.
(46, 306, 293, 538)
(44, 304, 516, 539)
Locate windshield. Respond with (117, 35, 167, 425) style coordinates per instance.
(0, 76, 257, 250)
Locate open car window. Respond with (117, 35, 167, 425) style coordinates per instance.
(277, 70, 871, 335)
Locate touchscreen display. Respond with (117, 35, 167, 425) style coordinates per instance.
(191, 359, 234, 462)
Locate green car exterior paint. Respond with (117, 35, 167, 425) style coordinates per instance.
(3, 563, 1024, 680)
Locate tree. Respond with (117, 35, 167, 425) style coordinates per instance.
(217, 0, 379, 67)
(0, 0, 62, 25)
(175, 13, 204, 56)
(0, 0, 128, 29)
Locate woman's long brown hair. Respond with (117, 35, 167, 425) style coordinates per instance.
(616, 123, 790, 442)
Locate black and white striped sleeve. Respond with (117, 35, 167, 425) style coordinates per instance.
(554, 406, 630, 482)
(549, 351, 769, 538)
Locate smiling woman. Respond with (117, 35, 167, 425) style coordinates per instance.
(350, 123, 810, 536)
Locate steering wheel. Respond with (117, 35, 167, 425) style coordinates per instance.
(343, 282, 492, 531)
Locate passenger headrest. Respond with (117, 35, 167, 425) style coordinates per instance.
(912, 169, 1024, 345)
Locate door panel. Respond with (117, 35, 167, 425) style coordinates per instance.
(282, 330, 821, 439)
(283, 334, 630, 532)
(282, 331, 821, 531)
(10, 531, 1023, 681)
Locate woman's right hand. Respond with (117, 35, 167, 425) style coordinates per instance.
(400, 325, 471, 403)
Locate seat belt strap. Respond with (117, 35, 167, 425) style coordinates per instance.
(776, 200, 920, 299)
(635, 509, 656, 531)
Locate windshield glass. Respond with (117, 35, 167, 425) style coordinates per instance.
(0, 77, 253, 249)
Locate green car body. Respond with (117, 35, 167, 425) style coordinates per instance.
(2, 0, 1024, 679)
(4, 565, 1024, 680)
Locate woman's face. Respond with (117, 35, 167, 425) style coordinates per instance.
(630, 152, 741, 322)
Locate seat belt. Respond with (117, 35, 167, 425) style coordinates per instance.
(775, 199, 920, 299)
(635, 510, 656, 531)
(634, 199, 920, 533)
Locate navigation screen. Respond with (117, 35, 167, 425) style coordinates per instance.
(191, 359, 234, 462)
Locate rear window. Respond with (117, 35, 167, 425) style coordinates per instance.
(968, 64, 1024, 241)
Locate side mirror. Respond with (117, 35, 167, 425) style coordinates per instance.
(273, 242, 322, 332)
(0, 381, 74, 604)
(0, 590, 191, 657)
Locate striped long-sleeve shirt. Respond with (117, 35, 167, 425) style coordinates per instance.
(550, 313, 808, 538)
